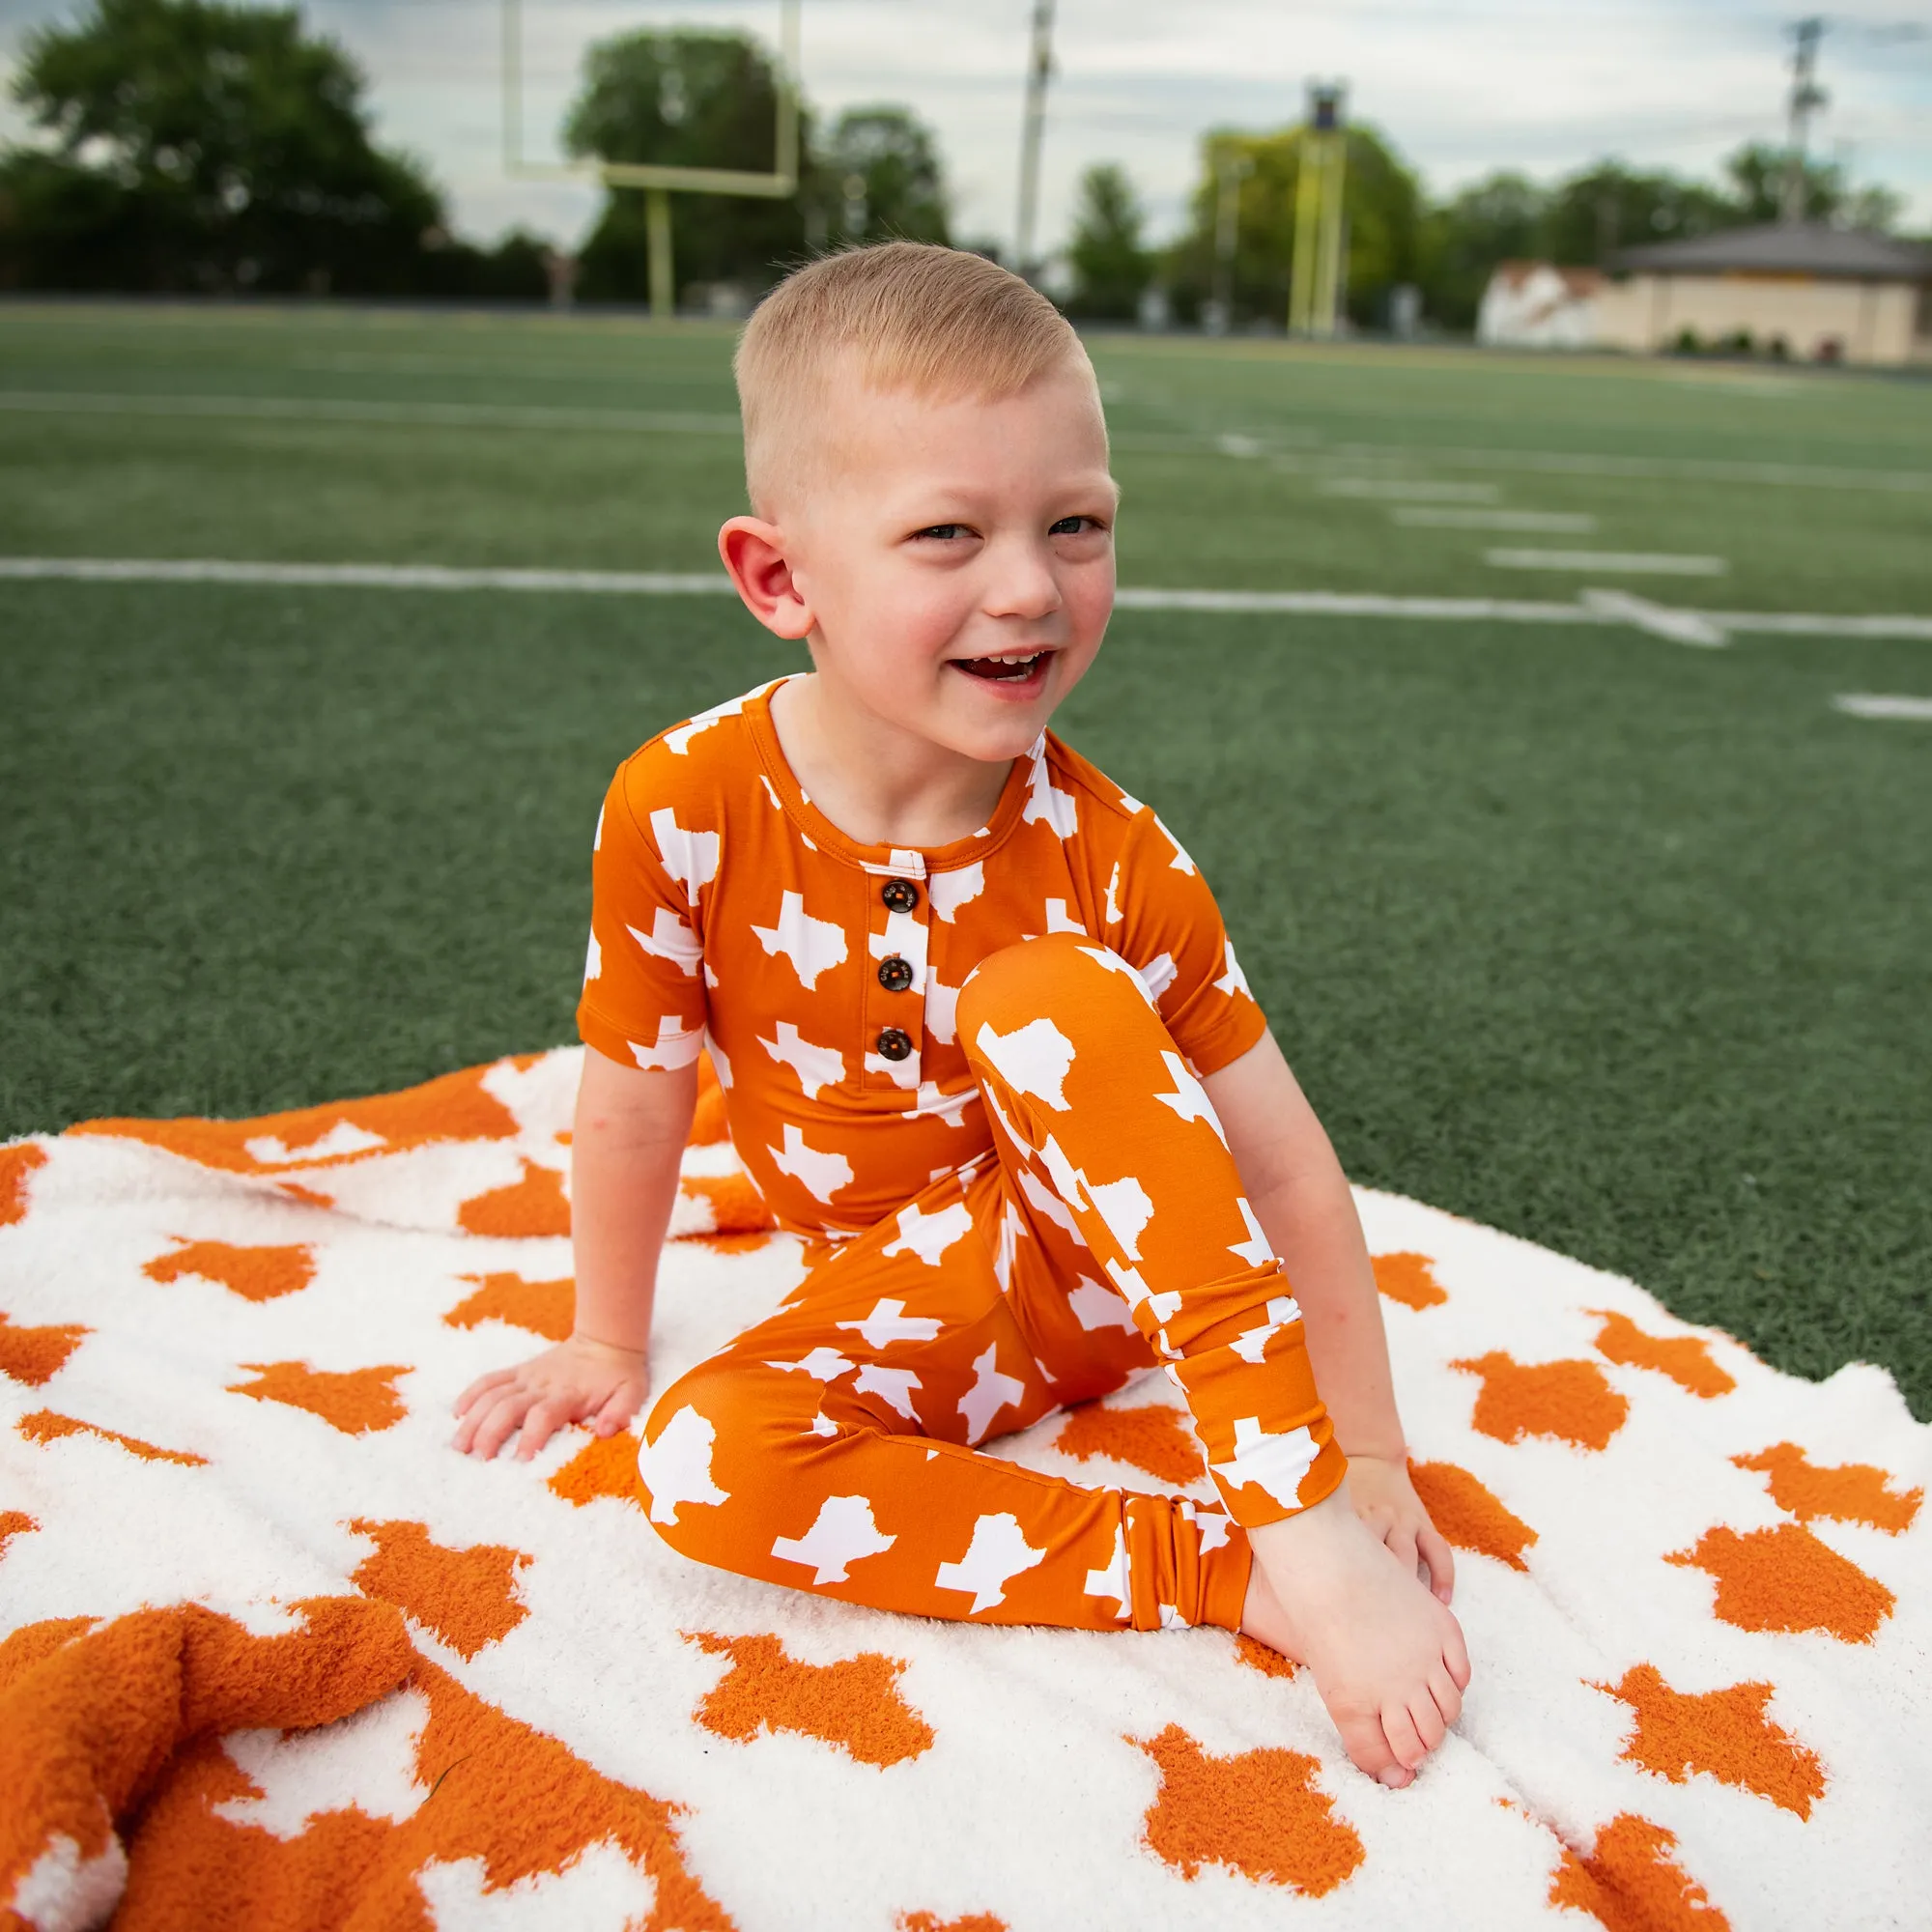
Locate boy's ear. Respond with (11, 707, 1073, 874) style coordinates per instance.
(719, 517, 814, 640)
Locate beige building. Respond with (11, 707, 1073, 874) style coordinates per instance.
(1596, 223, 1932, 366)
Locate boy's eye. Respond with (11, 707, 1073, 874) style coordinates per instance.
(914, 524, 972, 541)
(1050, 515, 1104, 536)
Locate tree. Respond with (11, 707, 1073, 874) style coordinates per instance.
(816, 106, 950, 247)
(0, 0, 451, 294)
(1065, 162, 1152, 320)
(1538, 161, 1734, 269)
(567, 29, 812, 304)
(1163, 121, 1424, 329)
(1415, 171, 1546, 332)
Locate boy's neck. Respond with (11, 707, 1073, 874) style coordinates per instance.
(770, 671, 1016, 851)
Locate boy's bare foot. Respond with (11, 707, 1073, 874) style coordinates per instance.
(1240, 1483, 1470, 1789)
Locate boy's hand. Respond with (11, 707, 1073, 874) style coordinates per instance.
(451, 1334, 649, 1463)
(1345, 1452, 1456, 1603)
(1242, 1485, 1471, 1790)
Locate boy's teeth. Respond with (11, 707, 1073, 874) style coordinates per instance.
(958, 651, 1043, 681)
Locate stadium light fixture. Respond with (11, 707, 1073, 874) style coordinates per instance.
(500, 0, 802, 317)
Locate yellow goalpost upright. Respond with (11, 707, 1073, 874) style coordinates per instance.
(500, 0, 803, 317)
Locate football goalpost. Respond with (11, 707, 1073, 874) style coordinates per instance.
(500, 0, 802, 317)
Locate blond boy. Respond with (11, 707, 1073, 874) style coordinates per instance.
(455, 242, 1468, 1788)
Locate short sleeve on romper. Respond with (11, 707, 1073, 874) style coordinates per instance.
(1116, 807, 1267, 1077)
(576, 758, 710, 1072)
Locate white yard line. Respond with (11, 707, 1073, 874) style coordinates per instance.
(4, 555, 1929, 643)
(1393, 508, 1598, 532)
(1832, 694, 1932, 721)
(1487, 549, 1728, 576)
(1321, 478, 1502, 501)
(0, 389, 741, 437)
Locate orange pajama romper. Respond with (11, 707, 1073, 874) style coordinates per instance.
(579, 677, 1346, 1634)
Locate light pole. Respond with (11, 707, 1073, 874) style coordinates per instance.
(1288, 83, 1347, 338)
(1013, 0, 1056, 278)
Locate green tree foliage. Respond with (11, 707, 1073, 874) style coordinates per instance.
(1163, 122, 1424, 328)
(568, 34, 951, 303)
(0, 0, 537, 296)
(1065, 162, 1152, 320)
(1417, 142, 1909, 332)
(568, 29, 805, 303)
(818, 106, 950, 246)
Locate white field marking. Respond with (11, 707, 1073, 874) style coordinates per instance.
(1393, 507, 1598, 532)
(0, 556, 734, 596)
(1833, 693, 1932, 721)
(1579, 588, 1729, 648)
(1325, 440, 1932, 495)
(5, 556, 1929, 643)
(0, 388, 741, 436)
(1487, 549, 1728, 576)
(1321, 478, 1501, 501)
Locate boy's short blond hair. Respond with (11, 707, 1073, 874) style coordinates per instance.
(735, 242, 1092, 515)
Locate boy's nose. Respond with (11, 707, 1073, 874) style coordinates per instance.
(982, 541, 1064, 623)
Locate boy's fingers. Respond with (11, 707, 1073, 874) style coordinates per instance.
(1417, 1523, 1457, 1601)
(453, 1368, 515, 1416)
(592, 1384, 640, 1435)
(516, 1396, 573, 1461)
(474, 1389, 533, 1461)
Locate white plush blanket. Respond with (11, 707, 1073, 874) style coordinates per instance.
(2, 1048, 1926, 1932)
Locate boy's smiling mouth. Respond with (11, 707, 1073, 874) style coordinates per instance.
(952, 648, 1052, 686)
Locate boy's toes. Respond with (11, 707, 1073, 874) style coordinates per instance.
(1380, 1701, 1429, 1773)
(1407, 1690, 1447, 1755)
(1429, 1663, 1463, 1728)
(1335, 1709, 1406, 1786)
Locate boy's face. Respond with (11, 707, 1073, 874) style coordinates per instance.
(776, 356, 1118, 765)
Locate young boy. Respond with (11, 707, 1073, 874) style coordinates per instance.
(454, 242, 1468, 1789)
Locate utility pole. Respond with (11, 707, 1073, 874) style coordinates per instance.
(1013, 0, 1056, 279)
(1289, 84, 1348, 338)
(1780, 16, 1827, 225)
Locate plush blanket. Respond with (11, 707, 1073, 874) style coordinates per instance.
(2, 1049, 1926, 1932)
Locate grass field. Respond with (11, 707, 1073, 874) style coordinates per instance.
(3, 301, 1928, 1414)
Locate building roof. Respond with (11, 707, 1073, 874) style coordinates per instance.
(1612, 222, 1932, 281)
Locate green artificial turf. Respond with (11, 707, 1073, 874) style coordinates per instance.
(2, 303, 1928, 1415)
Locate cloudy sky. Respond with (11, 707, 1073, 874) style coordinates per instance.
(3, 0, 1929, 251)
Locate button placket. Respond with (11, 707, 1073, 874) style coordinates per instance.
(864, 870, 929, 1091)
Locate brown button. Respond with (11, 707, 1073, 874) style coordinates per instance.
(875, 1027, 914, 1062)
(881, 877, 920, 914)
(877, 954, 916, 993)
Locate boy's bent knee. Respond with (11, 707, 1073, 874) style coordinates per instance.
(958, 932, 1160, 1044)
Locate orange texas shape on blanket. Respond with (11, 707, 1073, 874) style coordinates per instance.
(0, 1602, 735, 1932)
(1454, 1351, 1630, 1451)
(1733, 1442, 1923, 1534)
(1590, 1310, 1736, 1399)
(18, 1407, 208, 1467)
(1594, 1664, 1826, 1819)
(144, 1239, 314, 1303)
(688, 1632, 935, 1768)
(226, 1362, 411, 1435)
(1132, 1723, 1364, 1896)
(349, 1520, 531, 1662)
(1053, 1400, 1208, 1486)
(1549, 1812, 1730, 1932)
(444, 1272, 575, 1342)
(0, 1143, 46, 1226)
(1667, 1522, 1894, 1643)
(0, 1310, 89, 1387)
(68, 1060, 529, 1175)
(1406, 1459, 1540, 1572)
(1372, 1251, 1449, 1310)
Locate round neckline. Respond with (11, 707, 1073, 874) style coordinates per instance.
(746, 676, 1033, 873)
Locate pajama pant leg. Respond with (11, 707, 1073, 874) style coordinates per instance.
(638, 935, 1344, 1634)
